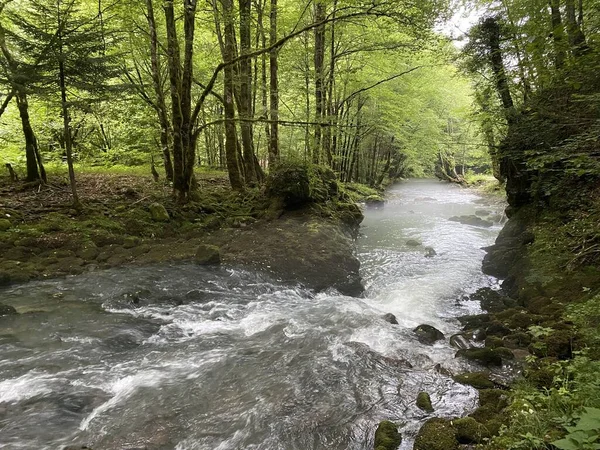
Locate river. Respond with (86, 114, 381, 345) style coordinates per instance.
(0, 179, 504, 450)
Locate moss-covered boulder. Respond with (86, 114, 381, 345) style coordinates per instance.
(0, 219, 12, 231)
(478, 389, 509, 411)
(414, 324, 445, 345)
(414, 418, 458, 450)
(194, 244, 221, 265)
(453, 372, 495, 389)
(0, 303, 17, 316)
(456, 347, 506, 366)
(451, 417, 489, 444)
(149, 203, 170, 222)
(416, 392, 434, 413)
(265, 161, 339, 208)
(374, 420, 402, 450)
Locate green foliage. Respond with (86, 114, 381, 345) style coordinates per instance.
(552, 408, 600, 450)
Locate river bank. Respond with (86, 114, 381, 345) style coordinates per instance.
(0, 167, 377, 297)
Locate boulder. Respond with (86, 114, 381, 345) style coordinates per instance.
(382, 313, 398, 325)
(194, 244, 221, 265)
(451, 417, 489, 444)
(475, 209, 491, 217)
(0, 303, 17, 316)
(448, 215, 493, 228)
(149, 203, 169, 222)
(414, 418, 458, 450)
(416, 391, 434, 413)
(452, 372, 495, 389)
(365, 195, 385, 206)
(455, 347, 511, 367)
(424, 247, 437, 258)
(414, 324, 445, 345)
(406, 239, 422, 247)
(374, 420, 402, 450)
(449, 333, 472, 350)
(0, 219, 12, 231)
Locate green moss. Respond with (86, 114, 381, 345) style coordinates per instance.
(374, 420, 402, 450)
(414, 418, 458, 450)
(452, 417, 489, 444)
(455, 347, 505, 366)
(453, 372, 495, 389)
(416, 391, 434, 413)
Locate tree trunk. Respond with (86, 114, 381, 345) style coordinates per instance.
(565, 0, 587, 55)
(323, 0, 337, 167)
(549, 0, 566, 69)
(268, 0, 279, 167)
(15, 94, 45, 183)
(145, 0, 173, 181)
(57, 8, 80, 208)
(238, 0, 259, 183)
(313, 1, 325, 164)
(483, 18, 515, 124)
(222, 0, 244, 189)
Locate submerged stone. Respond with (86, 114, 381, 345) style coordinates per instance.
(424, 247, 437, 257)
(374, 420, 402, 450)
(406, 239, 422, 247)
(414, 324, 445, 345)
(449, 215, 493, 228)
(0, 303, 17, 316)
(449, 333, 472, 350)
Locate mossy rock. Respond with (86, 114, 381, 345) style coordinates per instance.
(149, 203, 170, 222)
(414, 418, 458, 450)
(414, 324, 445, 345)
(365, 194, 385, 205)
(484, 336, 505, 349)
(525, 358, 558, 388)
(374, 420, 402, 450)
(451, 417, 489, 444)
(478, 389, 509, 412)
(485, 321, 511, 337)
(458, 314, 491, 330)
(529, 329, 574, 359)
(0, 219, 12, 231)
(195, 244, 221, 265)
(455, 347, 504, 367)
(416, 392, 434, 413)
(453, 372, 495, 389)
(496, 308, 543, 329)
(470, 287, 515, 312)
(503, 332, 532, 348)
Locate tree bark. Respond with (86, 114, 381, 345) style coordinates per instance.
(145, 0, 173, 181)
(549, 0, 566, 69)
(15, 93, 44, 183)
(313, 0, 325, 164)
(565, 0, 587, 55)
(268, 0, 279, 167)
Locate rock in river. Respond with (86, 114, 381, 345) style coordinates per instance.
(449, 215, 493, 228)
(414, 324, 445, 344)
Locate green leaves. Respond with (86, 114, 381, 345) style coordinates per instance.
(553, 408, 600, 450)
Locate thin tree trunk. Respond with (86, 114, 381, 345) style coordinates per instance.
(549, 0, 566, 69)
(313, 0, 325, 164)
(145, 0, 173, 181)
(15, 94, 43, 183)
(222, 0, 244, 189)
(565, 0, 587, 54)
(323, 0, 337, 167)
(268, 0, 279, 167)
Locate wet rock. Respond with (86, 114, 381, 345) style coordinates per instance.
(406, 239, 422, 247)
(475, 209, 491, 217)
(123, 236, 141, 249)
(433, 363, 453, 377)
(424, 247, 436, 258)
(451, 417, 489, 444)
(374, 420, 402, 450)
(382, 313, 398, 325)
(416, 391, 434, 413)
(0, 303, 17, 316)
(0, 218, 12, 231)
(149, 203, 169, 222)
(62, 446, 93, 450)
(76, 244, 99, 260)
(452, 372, 495, 389)
(414, 324, 445, 345)
(414, 418, 458, 450)
(449, 333, 472, 350)
(470, 288, 516, 312)
(455, 347, 510, 367)
(448, 215, 493, 228)
(458, 314, 491, 330)
(484, 336, 505, 349)
(195, 244, 221, 265)
(485, 321, 511, 337)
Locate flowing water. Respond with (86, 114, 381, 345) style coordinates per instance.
(0, 180, 505, 450)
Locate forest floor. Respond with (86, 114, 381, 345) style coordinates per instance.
(0, 168, 367, 295)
